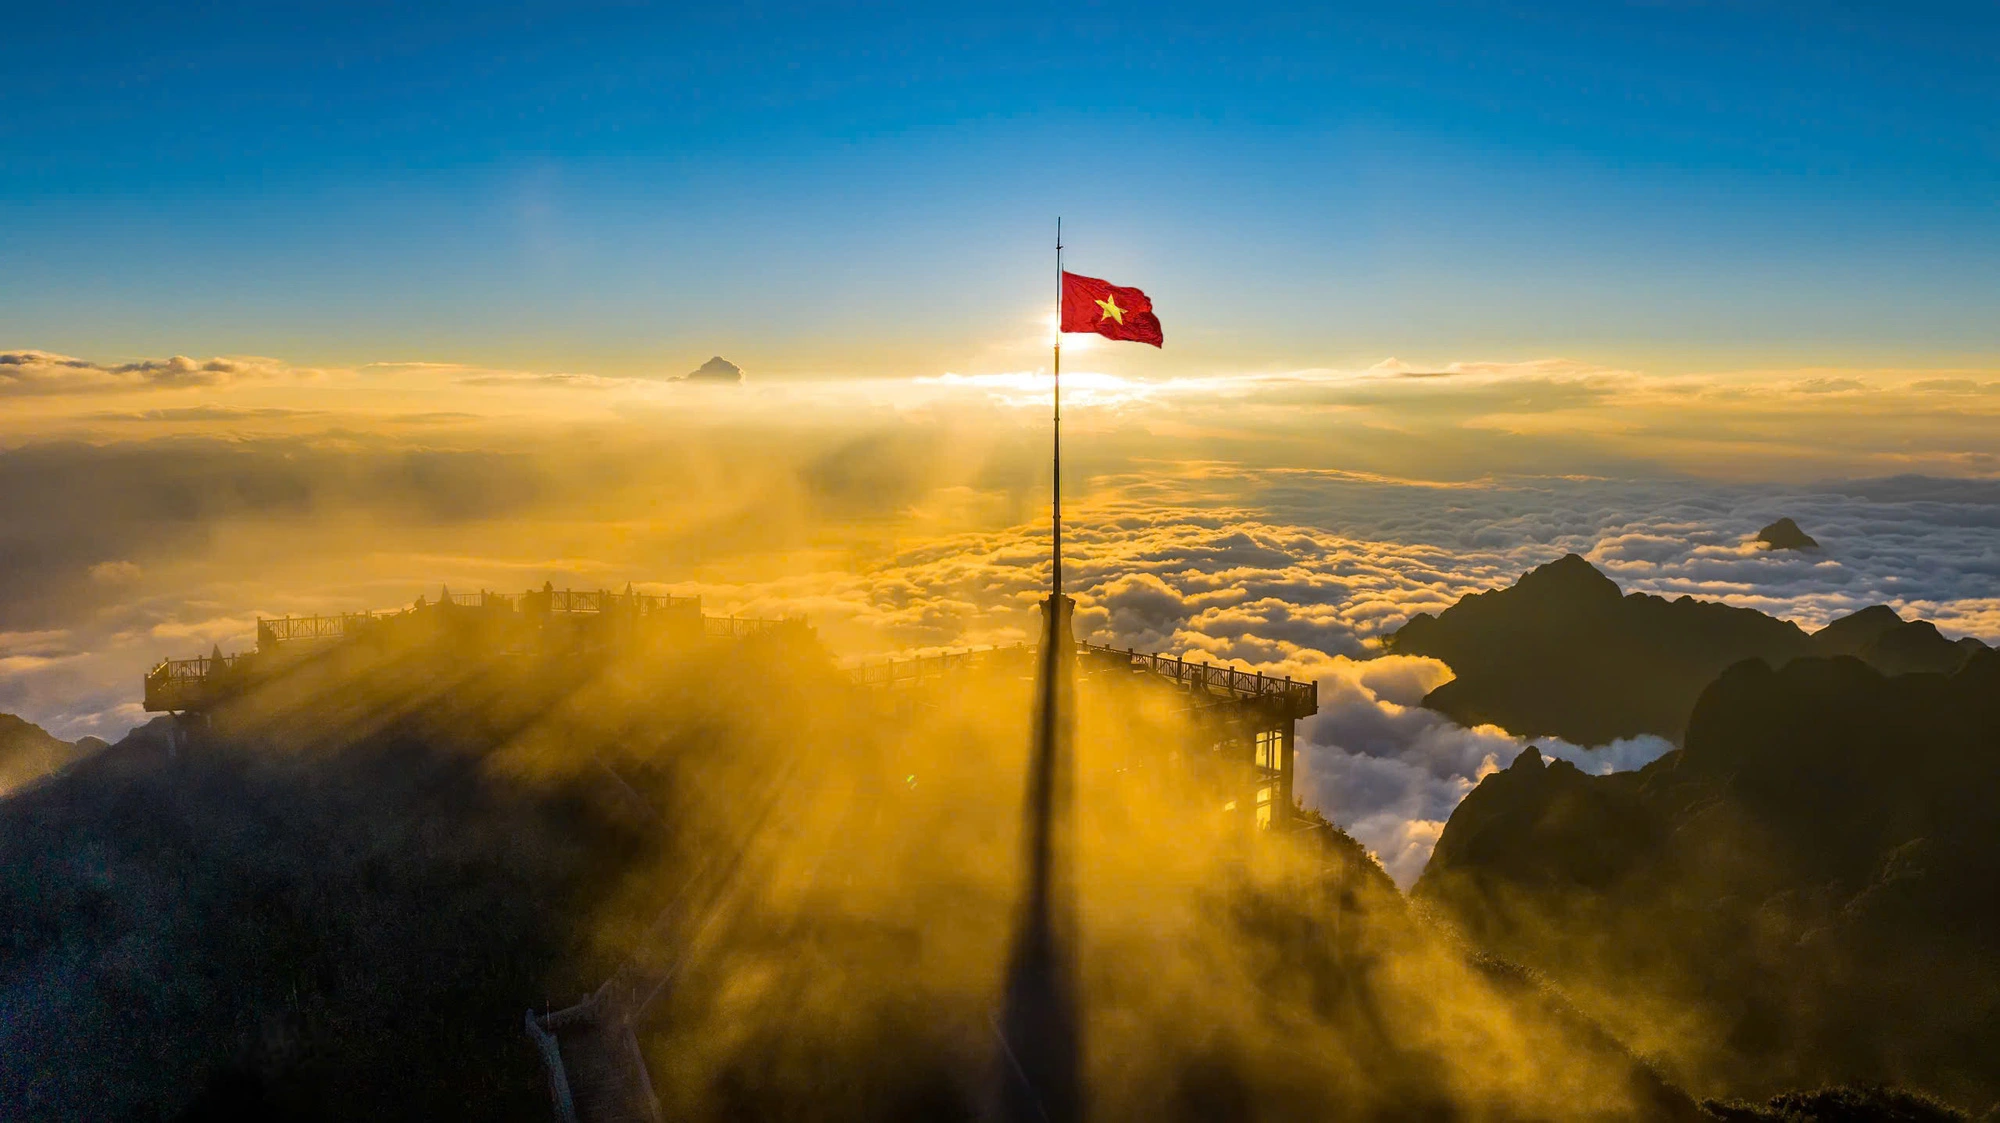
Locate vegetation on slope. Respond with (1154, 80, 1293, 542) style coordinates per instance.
(1, 614, 1703, 1120)
(0, 712, 102, 796)
(1417, 652, 2000, 1112)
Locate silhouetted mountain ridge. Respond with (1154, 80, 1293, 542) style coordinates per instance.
(685, 355, 742, 383)
(5, 618, 1712, 1120)
(1390, 554, 1988, 744)
(1418, 650, 2000, 1110)
(1810, 604, 1906, 655)
(0, 713, 104, 796)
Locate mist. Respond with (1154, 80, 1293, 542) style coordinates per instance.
(10, 4, 2000, 1115)
(7, 364, 2000, 889)
(1, 599, 1704, 1118)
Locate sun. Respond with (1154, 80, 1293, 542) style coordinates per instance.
(1043, 312, 1094, 352)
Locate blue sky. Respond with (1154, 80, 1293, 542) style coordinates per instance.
(4, 1, 1995, 376)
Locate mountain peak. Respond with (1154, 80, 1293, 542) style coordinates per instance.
(1511, 553, 1621, 602)
(0, 712, 94, 796)
(685, 356, 743, 383)
(1390, 552, 1817, 744)
(1812, 605, 1905, 655)
(1755, 517, 1820, 551)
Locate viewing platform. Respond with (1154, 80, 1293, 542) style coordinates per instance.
(144, 584, 804, 713)
(846, 640, 1318, 719)
(845, 638, 1317, 832)
(1077, 641, 1318, 718)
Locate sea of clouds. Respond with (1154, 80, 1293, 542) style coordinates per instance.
(7, 457, 2000, 885)
(823, 474, 2000, 884)
(6, 357, 2000, 884)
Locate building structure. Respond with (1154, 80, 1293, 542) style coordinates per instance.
(142, 583, 803, 715)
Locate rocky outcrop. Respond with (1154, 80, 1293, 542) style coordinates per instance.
(684, 356, 742, 383)
(1390, 554, 1815, 743)
(1389, 557, 1987, 744)
(1754, 518, 1821, 551)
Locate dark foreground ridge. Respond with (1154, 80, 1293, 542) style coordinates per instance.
(9, 573, 1985, 1119)
(1420, 650, 2000, 1112)
(1390, 553, 1986, 744)
(2, 590, 1745, 1121)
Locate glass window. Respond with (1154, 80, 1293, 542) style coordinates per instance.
(1254, 728, 1282, 771)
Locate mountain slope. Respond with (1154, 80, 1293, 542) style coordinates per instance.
(1755, 518, 1820, 551)
(0, 713, 101, 796)
(2, 623, 1705, 1121)
(1416, 651, 2000, 1110)
(1389, 555, 1815, 743)
(1389, 554, 1987, 743)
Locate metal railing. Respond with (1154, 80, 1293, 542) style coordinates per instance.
(845, 640, 1318, 716)
(257, 589, 708, 650)
(441, 588, 708, 614)
(702, 614, 801, 639)
(546, 588, 700, 615)
(847, 647, 1012, 687)
(143, 653, 252, 711)
(448, 591, 518, 609)
(149, 594, 810, 712)
(1079, 641, 1318, 716)
(258, 612, 394, 648)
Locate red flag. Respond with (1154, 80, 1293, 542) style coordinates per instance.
(1060, 271, 1162, 347)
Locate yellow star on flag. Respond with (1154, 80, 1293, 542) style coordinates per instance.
(1095, 293, 1125, 324)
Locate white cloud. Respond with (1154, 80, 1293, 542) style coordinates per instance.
(4, 389, 2000, 891)
(88, 561, 143, 585)
(1289, 656, 1673, 886)
(0, 351, 301, 396)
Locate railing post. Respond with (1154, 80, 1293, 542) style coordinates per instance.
(1277, 720, 1297, 828)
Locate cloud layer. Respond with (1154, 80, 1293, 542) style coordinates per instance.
(0, 351, 302, 396)
(15, 431, 1994, 882)
(5, 351, 2000, 884)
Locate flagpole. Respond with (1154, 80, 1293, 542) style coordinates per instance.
(1053, 217, 1063, 597)
(999, 215, 1081, 1123)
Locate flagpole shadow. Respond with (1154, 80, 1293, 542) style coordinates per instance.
(994, 591, 1081, 1123)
